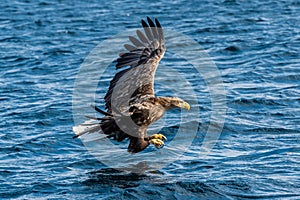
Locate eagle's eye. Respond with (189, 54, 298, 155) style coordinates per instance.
(156, 49, 161, 55)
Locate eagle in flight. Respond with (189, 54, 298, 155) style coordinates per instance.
(73, 17, 190, 153)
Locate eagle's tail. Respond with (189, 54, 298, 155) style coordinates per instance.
(72, 121, 102, 139)
(72, 106, 112, 139)
(72, 106, 128, 142)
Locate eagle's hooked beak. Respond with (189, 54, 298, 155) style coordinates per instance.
(180, 101, 190, 110)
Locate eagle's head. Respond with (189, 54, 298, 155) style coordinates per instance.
(169, 97, 190, 110)
(158, 97, 190, 110)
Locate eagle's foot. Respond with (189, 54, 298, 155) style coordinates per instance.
(149, 134, 167, 149)
(150, 138, 164, 149)
(149, 133, 167, 141)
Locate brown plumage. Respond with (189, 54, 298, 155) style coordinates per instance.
(74, 17, 190, 153)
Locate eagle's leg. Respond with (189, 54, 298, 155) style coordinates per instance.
(148, 134, 167, 149)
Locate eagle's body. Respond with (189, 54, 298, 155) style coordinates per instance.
(74, 17, 190, 153)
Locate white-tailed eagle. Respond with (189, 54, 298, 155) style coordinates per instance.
(73, 17, 190, 153)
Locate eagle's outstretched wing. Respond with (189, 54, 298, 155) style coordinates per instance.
(104, 17, 165, 114)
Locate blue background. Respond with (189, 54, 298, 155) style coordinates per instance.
(1, 0, 299, 199)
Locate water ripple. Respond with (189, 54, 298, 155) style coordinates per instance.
(1, 0, 299, 199)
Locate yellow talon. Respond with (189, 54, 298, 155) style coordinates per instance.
(150, 133, 167, 141)
(150, 138, 164, 149)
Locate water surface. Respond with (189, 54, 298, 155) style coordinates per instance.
(1, 0, 299, 199)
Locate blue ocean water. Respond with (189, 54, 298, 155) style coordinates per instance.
(1, 0, 299, 199)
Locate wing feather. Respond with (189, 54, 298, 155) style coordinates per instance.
(104, 17, 166, 113)
(124, 44, 137, 51)
(136, 30, 150, 44)
(155, 18, 164, 43)
(141, 19, 154, 41)
(129, 36, 145, 47)
(147, 16, 158, 39)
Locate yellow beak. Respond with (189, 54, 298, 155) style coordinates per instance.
(181, 101, 190, 110)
